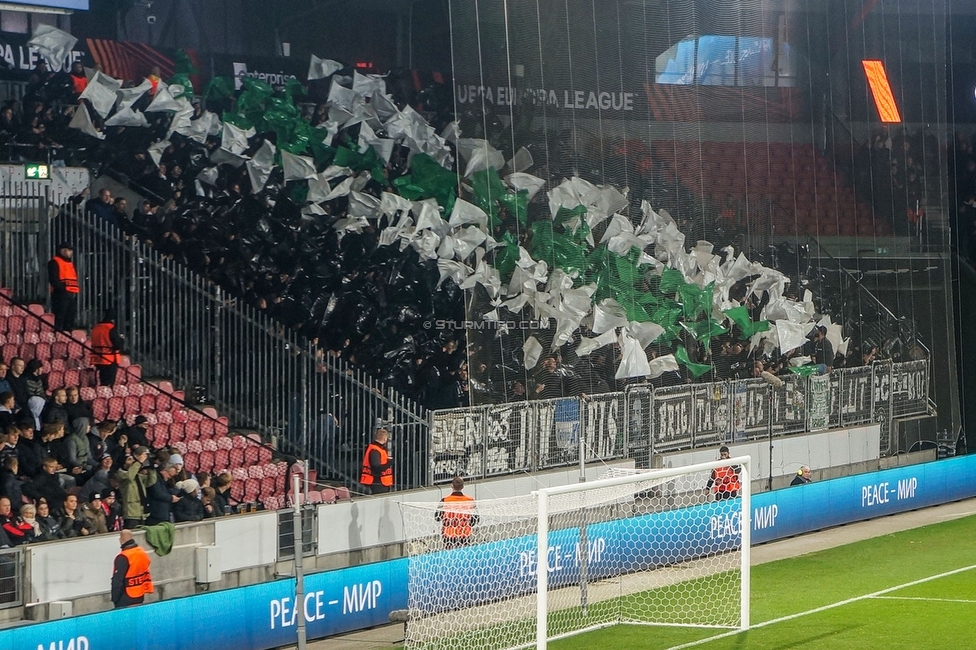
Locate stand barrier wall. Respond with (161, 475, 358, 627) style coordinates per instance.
(4, 453, 976, 649)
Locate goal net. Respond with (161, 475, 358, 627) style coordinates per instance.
(399, 457, 751, 649)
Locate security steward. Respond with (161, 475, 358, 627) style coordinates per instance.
(705, 446, 741, 500)
(91, 308, 125, 386)
(48, 242, 79, 330)
(435, 476, 478, 548)
(111, 529, 154, 608)
(360, 426, 394, 495)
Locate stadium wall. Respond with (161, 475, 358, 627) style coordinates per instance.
(4, 453, 975, 649)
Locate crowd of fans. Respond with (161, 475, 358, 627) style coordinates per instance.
(0, 353, 241, 547)
(0, 55, 908, 418)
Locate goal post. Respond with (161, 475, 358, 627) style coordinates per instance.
(536, 456, 751, 648)
(400, 456, 751, 650)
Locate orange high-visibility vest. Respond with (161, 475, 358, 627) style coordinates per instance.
(91, 322, 121, 366)
(71, 74, 88, 94)
(712, 466, 741, 494)
(120, 545, 154, 600)
(360, 443, 393, 486)
(51, 257, 80, 293)
(440, 493, 474, 540)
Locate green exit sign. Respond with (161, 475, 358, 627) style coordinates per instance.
(25, 163, 50, 180)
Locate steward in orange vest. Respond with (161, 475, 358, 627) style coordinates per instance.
(48, 242, 79, 330)
(69, 62, 88, 95)
(706, 446, 742, 500)
(360, 427, 393, 494)
(91, 308, 125, 386)
(111, 530, 154, 608)
(435, 476, 479, 548)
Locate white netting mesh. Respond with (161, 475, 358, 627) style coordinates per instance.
(400, 465, 746, 650)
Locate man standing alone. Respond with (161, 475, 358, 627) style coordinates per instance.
(48, 242, 79, 330)
(90, 309, 125, 386)
(435, 476, 478, 548)
(360, 426, 393, 494)
(111, 529, 154, 608)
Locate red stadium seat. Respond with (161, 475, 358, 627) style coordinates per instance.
(92, 397, 108, 420)
(139, 394, 156, 413)
(217, 437, 233, 451)
(244, 478, 261, 502)
(229, 447, 245, 468)
(48, 370, 64, 389)
(306, 490, 322, 504)
(230, 481, 244, 502)
(171, 441, 187, 455)
(183, 420, 201, 440)
(23, 332, 40, 344)
(51, 341, 69, 358)
(247, 465, 264, 479)
(183, 452, 199, 473)
(107, 396, 124, 420)
(165, 421, 183, 442)
(156, 411, 173, 425)
(232, 435, 248, 449)
(214, 448, 229, 470)
(202, 438, 218, 452)
(198, 450, 215, 472)
(244, 446, 260, 465)
(200, 419, 215, 438)
(335, 487, 351, 501)
(321, 488, 337, 504)
(172, 409, 188, 423)
(123, 396, 141, 415)
(216, 417, 229, 437)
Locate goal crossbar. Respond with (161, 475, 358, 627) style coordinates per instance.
(534, 456, 752, 649)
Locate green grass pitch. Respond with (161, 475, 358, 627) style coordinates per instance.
(550, 513, 976, 649)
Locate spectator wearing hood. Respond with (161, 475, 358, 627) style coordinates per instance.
(22, 359, 47, 430)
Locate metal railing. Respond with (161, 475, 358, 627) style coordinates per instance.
(0, 186, 429, 491)
(805, 235, 929, 361)
(429, 359, 931, 483)
(0, 547, 23, 609)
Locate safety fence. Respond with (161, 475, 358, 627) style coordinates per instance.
(429, 359, 931, 483)
(0, 185, 429, 490)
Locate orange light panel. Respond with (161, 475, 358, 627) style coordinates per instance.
(862, 60, 902, 123)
